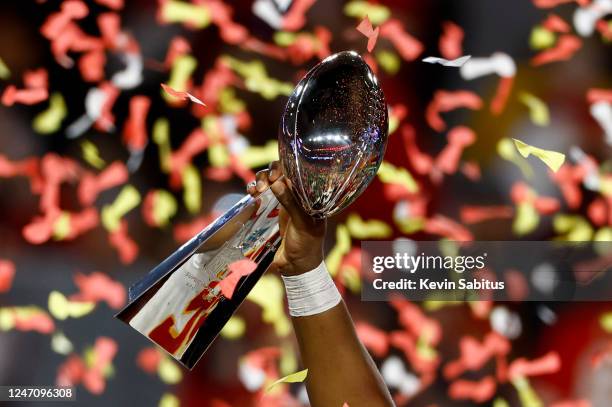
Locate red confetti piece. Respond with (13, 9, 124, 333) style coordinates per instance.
(435, 126, 476, 174)
(532, 0, 590, 7)
(108, 220, 139, 264)
(389, 330, 439, 374)
(587, 88, 612, 104)
(460, 206, 514, 224)
(0, 259, 15, 293)
(549, 164, 584, 209)
(173, 213, 217, 243)
(208, 1, 249, 45)
(0, 155, 43, 193)
(70, 272, 126, 309)
(83, 337, 118, 394)
(390, 298, 442, 345)
(164, 36, 192, 67)
(63, 208, 100, 241)
(380, 19, 424, 61)
(95, 0, 124, 10)
(122, 96, 151, 152)
(98, 12, 121, 49)
(444, 332, 510, 379)
(356, 16, 380, 53)
(439, 21, 464, 60)
(490, 75, 514, 115)
(13, 309, 55, 333)
(161, 83, 206, 106)
(401, 125, 433, 175)
(57, 355, 86, 387)
(136, 347, 163, 374)
(426, 90, 483, 132)
(79, 50, 106, 82)
(531, 34, 582, 66)
(282, 0, 317, 31)
(94, 82, 120, 132)
(219, 259, 258, 299)
(448, 376, 496, 403)
(424, 215, 474, 241)
(504, 269, 530, 301)
(550, 401, 591, 407)
(78, 161, 129, 206)
(1, 86, 49, 106)
(169, 128, 210, 188)
(542, 14, 571, 33)
(355, 322, 390, 358)
(596, 19, 612, 41)
(508, 351, 561, 379)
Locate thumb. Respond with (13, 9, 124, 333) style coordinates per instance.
(269, 177, 312, 230)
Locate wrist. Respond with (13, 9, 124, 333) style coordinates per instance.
(278, 250, 324, 276)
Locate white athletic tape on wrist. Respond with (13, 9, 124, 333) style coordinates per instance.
(281, 261, 342, 317)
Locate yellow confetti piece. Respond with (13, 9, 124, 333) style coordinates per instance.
(601, 312, 612, 333)
(182, 164, 202, 214)
(600, 176, 612, 197)
(158, 357, 183, 385)
(416, 332, 438, 360)
(101, 185, 141, 232)
(553, 214, 593, 241)
(0, 308, 14, 330)
(0, 306, 52, 331)
(239, 141, 279, 168)
(218, 87, 245, 114)
(153, 118, 171, 173)
(52, 211, 71, 240)
(266, 369, 308, 393)
(529, 26, 556, 50)
(165, 55, 198, 103)
(344, 1, 391, 25)
(273, 31, 298, 46)
(223, 56, 294, 100)
(493, 397, 511, 407)
(376, 50, 401, 75)
(594, 227, 612, 242)
(81, 140, 106, 169)
(247, 275, 291, 337)
(33, 92, 67, 134)
(0, 57, 10, 79)
(377, 161, 419, 193)
(160, 0, 211, 29)
(346, 213, 392, 239)
(220, 316, 246, 339)
(498, 138, 534, 178)
(513, 139, 565, 172)
(159, 393, 180, 407)
(280, 342, 298, 376)
(326, 224, 351, 277)
(513, 202, 539, 236)
(395, 217, 425, 234)
(519, 92, 550, 126)
(512, 376, 543, 407)
(152, 190, 178, 227)
(48, 291, 95, 320)
(51, 331, 74, 355)
(340, 265, 361, 293)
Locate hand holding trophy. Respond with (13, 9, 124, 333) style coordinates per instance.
(116, 51, 389, 369)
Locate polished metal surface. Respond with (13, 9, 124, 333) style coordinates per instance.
(279, 50, 389, 218)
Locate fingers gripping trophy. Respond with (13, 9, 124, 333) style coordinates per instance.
(116, 51, 389, 369)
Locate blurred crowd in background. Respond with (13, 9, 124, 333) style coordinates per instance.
(0, 0, 611, 406)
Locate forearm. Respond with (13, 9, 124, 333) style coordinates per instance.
(292, 301, 394, 407)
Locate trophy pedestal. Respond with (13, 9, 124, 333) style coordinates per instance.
(115, 189, 281, 369)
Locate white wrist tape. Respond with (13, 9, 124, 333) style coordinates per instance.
(281, 261, 342, 317)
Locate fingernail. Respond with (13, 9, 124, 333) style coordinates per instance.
(269, 169, 277, 179)
(256, 180, 266, 191)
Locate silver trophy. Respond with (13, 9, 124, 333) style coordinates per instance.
(116, 51, 389, 369)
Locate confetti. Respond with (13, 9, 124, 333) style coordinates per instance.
(426, 90, 483, 132)
(448, 376, 496, 403)
(346, 213, 392, 239)
(519, 92, 550, 126)
(379, 19, 424, 61)
(512, 139, 566, 172)
(265, 368, 308, 392)
(439, 21, 464, 60)
(48, 291, 96, 320)
(33, 92, 67, 134)
(422, 55, 471, 67)
(101, 184, 141, 232)
(356, 15, 380, 53)
(70, 272, 126, 309)
(531, 35, 582, 66)
(0, 259, 16, 293)
(0, 57, 10, 79)
(161, 83, 206, 106)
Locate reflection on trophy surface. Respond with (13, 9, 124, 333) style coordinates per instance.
(116, 50, 389, 369)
